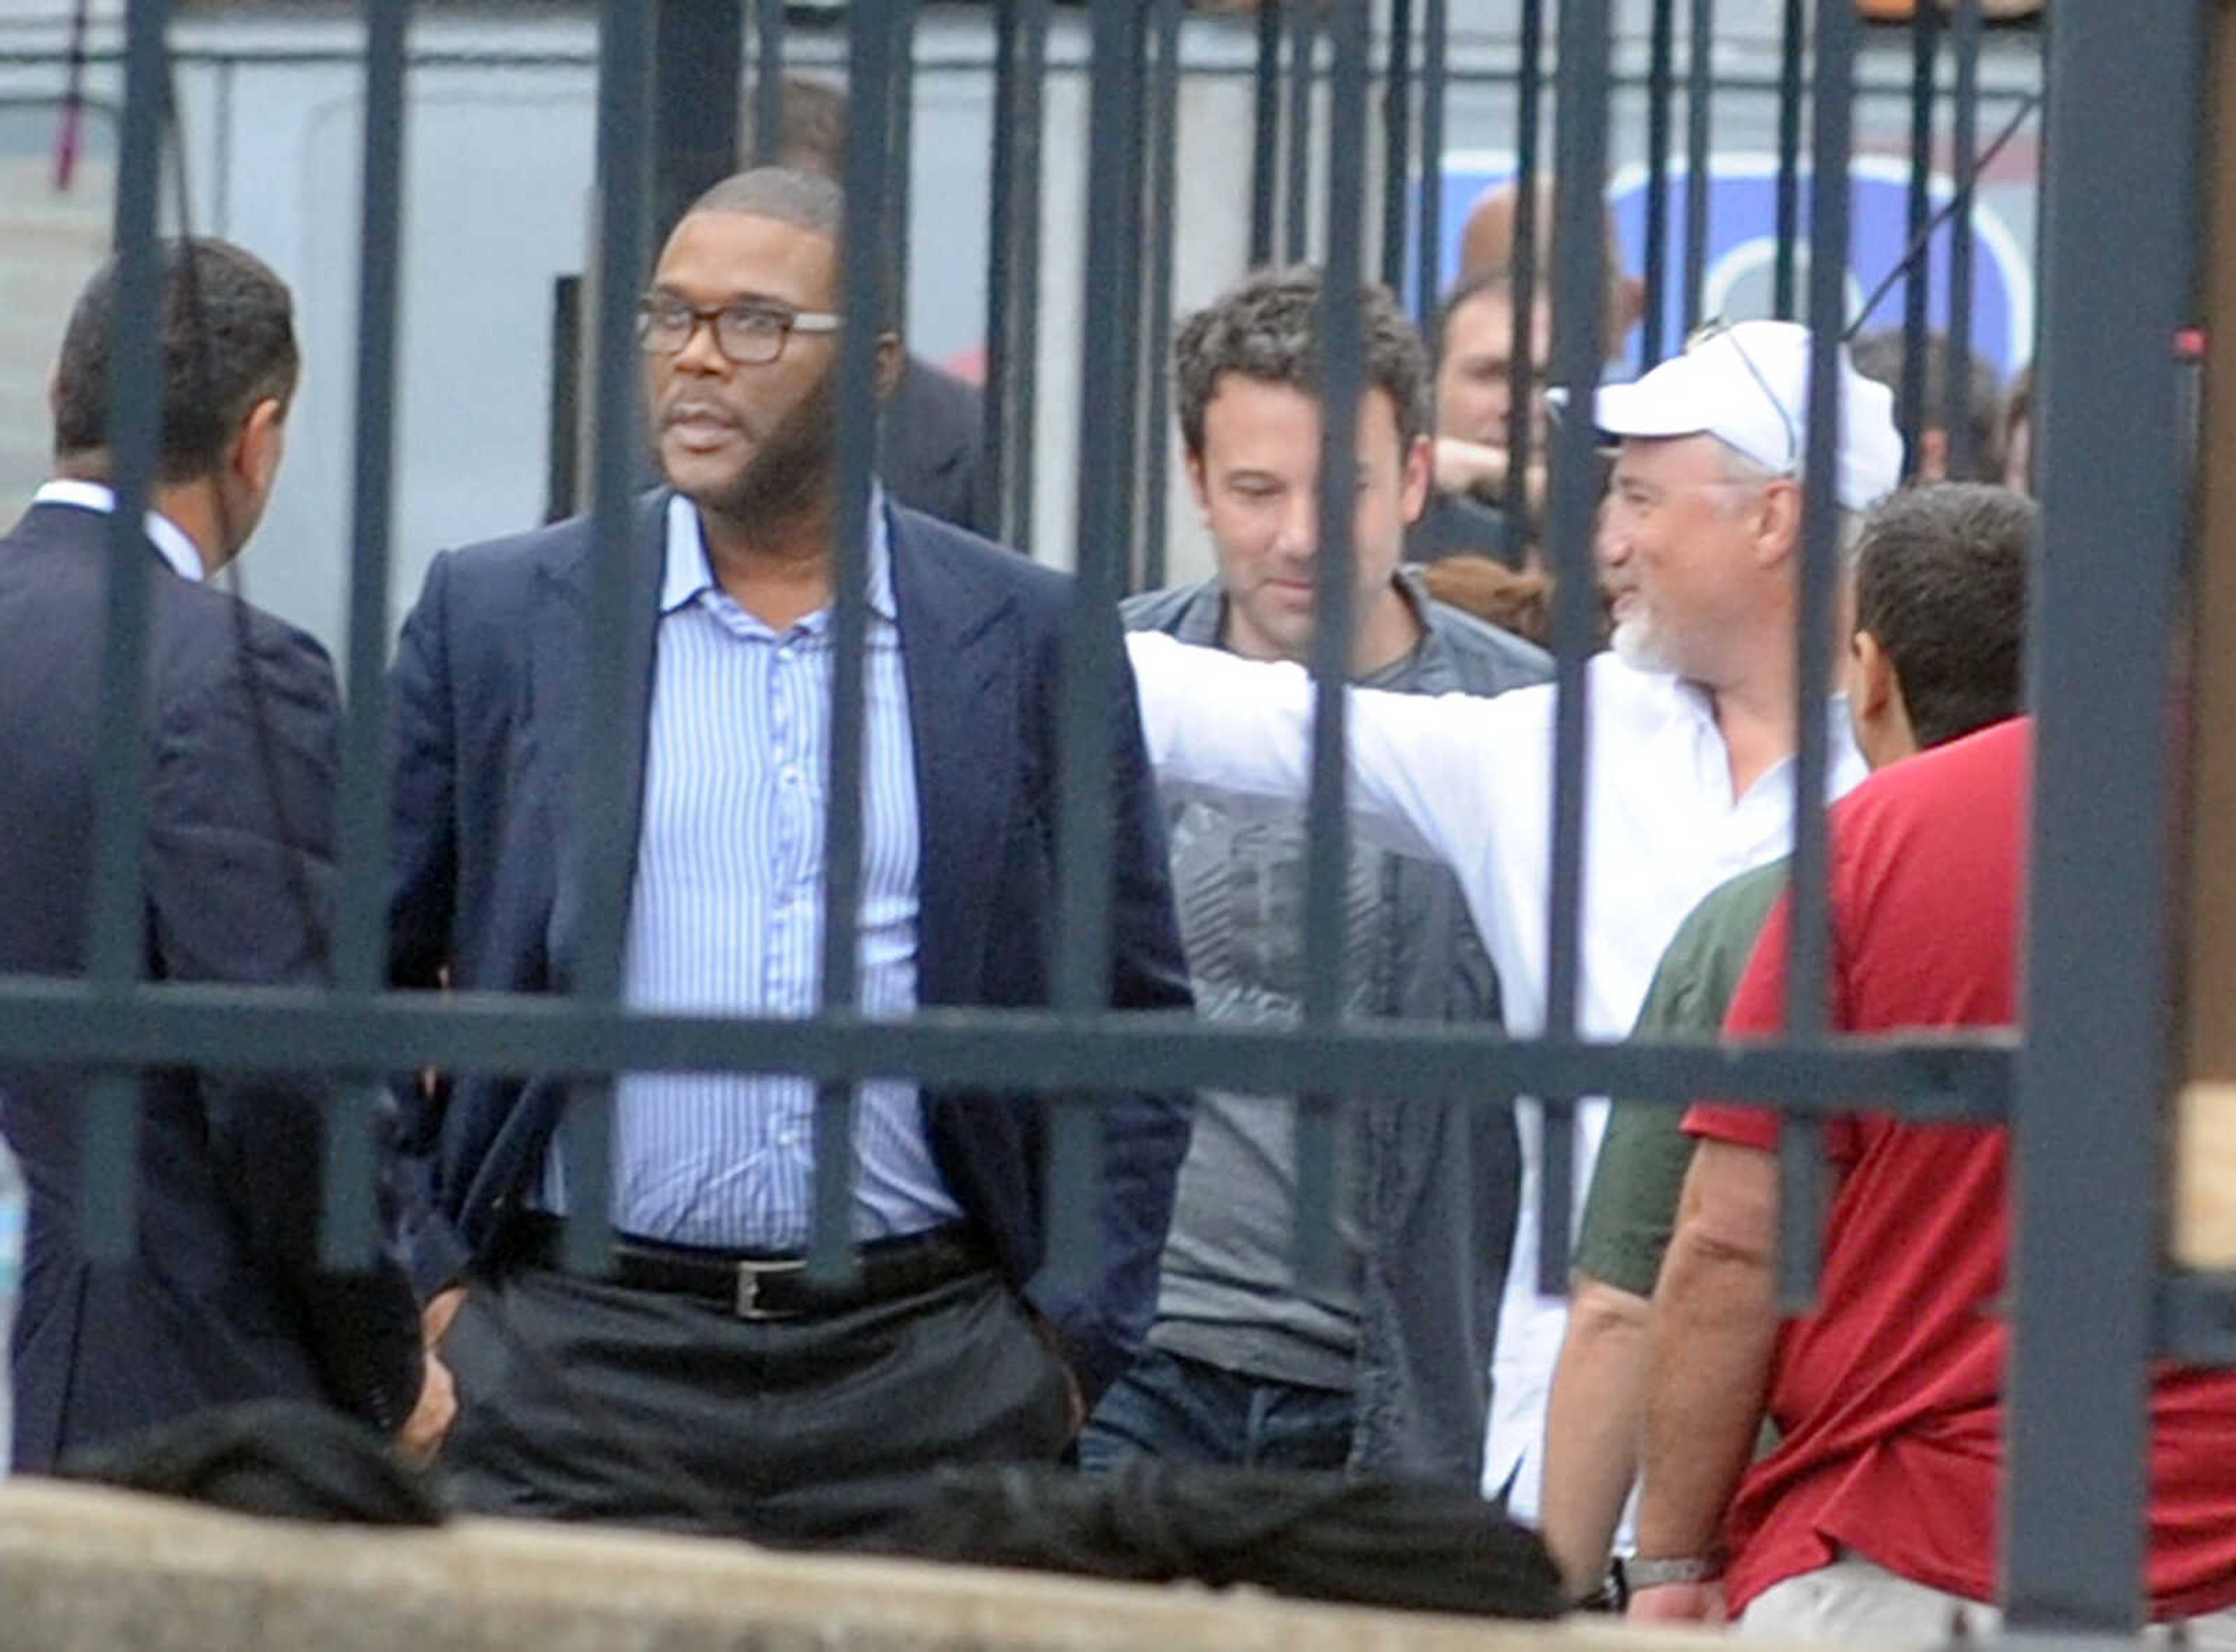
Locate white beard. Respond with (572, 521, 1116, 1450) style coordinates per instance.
(1612, 611, 1675, 674)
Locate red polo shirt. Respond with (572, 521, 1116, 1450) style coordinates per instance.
(1686, 719, 2236, 1618)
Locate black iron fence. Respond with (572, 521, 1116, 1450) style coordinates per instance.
(8, 0, 2221, 1636)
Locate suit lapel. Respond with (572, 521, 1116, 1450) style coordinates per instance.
(892, 508, 1017, 1008)
(536, 491, 668, 992)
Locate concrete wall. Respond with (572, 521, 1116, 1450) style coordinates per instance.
(0, 1476, 1744, 1652)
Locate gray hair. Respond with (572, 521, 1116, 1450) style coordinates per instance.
(1707, 436, 1863, 558)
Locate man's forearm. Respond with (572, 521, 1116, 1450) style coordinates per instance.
(1540, 1275, 1653, 1596)
(1124, 629, 1506, 871)
(1636, 1225, 1777, 1561)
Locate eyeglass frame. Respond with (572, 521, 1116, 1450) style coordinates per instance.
(1680, 316, 1803, 478)
(635, 292, 844, 366)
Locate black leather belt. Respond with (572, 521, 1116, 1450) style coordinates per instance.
(507, 1213, 987, 1322)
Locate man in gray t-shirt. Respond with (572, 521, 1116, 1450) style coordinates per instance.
(1079, 268, 1547, 1484)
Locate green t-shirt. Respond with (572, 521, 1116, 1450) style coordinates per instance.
(1572, 860, 1788, 1298)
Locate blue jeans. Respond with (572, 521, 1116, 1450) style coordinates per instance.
(1077, 1344, 1354, 1473)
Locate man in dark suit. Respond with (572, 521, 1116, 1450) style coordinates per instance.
(0, 240, 438, 1472)
(388, 167, 1193, 1536)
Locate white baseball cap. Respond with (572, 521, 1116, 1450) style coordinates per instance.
(1554, 319, 1903, 511)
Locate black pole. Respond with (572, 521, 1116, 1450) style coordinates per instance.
(1779, 0, 1857, 1310)
(652, 0, 742, 242)
(1413, 0, 1448, 329)
(812, 0, 901, 1280)
(82, 0, 172, 1261)
(1641, 0, 1676, 365)
(1251, 0, 1281, 268)
(1774, 0, 1803, 319)
(326, 0, 414, 1267)
(1682, 0, 1714, 335)
(564, 0, 659, 1274)
(1537, 0, 1611, 1294)
(752, 0, 784, 163)
(1283, 1, 1315, 264)
(1138, 0, 1183, 592)
(1898, 2, 1940, 481)
(1381, 0, 1414, 293)
(1296, 0, 1370, 1288)
(984, 0, 1049, 550)
(1504, 0, 1547, 565)
(1945, 0, 1983, 479)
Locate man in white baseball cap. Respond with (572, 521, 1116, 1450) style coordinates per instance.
(1119, 315, 1900, 1559)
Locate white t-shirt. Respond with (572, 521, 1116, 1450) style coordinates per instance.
(1125, 631, 1865, 1526)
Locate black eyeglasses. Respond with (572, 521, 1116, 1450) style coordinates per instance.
(1683, 316, 1801, 476)
(635, 294, 842, 366)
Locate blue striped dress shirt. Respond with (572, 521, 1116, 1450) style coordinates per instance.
(543, 491, 962, 1250)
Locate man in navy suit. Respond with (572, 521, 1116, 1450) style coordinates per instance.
(0, 240, 438, 1471)
(388, 167, 1193, 1534)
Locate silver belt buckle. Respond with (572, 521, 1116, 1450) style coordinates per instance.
(733, 1257, 804, 1321)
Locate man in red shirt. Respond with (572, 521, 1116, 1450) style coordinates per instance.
(1629, 716, 2236, 1643)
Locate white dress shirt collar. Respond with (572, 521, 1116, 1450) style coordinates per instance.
(31, 479, 207, 584)
(660, 489, 897, 621)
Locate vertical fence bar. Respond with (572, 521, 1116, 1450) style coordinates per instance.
(1898, 1, 1938, 481)
(1682, 0, 1714, 335)
(1537, 0, 1610, 1296)
(1944, 0, 1982, 480)
(1503, 0, 1547, 567)
(1137, 0, 1183, 593)
(1778, 0, 1853, 1312)
(80, 0, 173, 1262)
(752, 0, 785, 164)
(811, 0, 902, 1282)
(983, 0, 1047, 550)
(565, 0, 659, 1275)
(1641, 0, 1676, 366)
(1381, 0, 1414, 292)
(1251, 0, 1281, 268)
(325, 0, 413, 1267)
(1774, 0, 1803, 319)
(1283, 1, 1315, 264)
(887, 0, 917, 316)
(1413, 0, 1447, 328)
(652, 0, 742, 240)
(1049, 0, 1148, 1294)
(2005, 0, 2199, 1627)
(1294, 0, 1370, 1289)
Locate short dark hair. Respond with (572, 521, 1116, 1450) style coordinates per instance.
(1850, 328, 2005, 484)
(1853, 481, 2034, 749)
(51, 237, 298, 484)
(1437, 264, 1515, 343)
(1173, 266, 1431, 457)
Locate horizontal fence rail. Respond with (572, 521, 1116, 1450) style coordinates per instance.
(0, 977, 2014, 1108)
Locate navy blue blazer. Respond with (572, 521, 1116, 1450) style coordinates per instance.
(386, 493, 1194, 1395)
(0, 502, 423, 1472)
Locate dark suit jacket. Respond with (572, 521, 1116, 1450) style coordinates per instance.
(882, 356, 992, 539)
(386, 493, 1194, 1396)
(0, 502, 423, 1473)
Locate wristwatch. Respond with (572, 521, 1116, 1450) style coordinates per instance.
(1624, 1553, 1726, 1590)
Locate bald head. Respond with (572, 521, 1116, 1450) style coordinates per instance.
(1458, 176, 1643, 356)
(686, 167, 844, 245)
